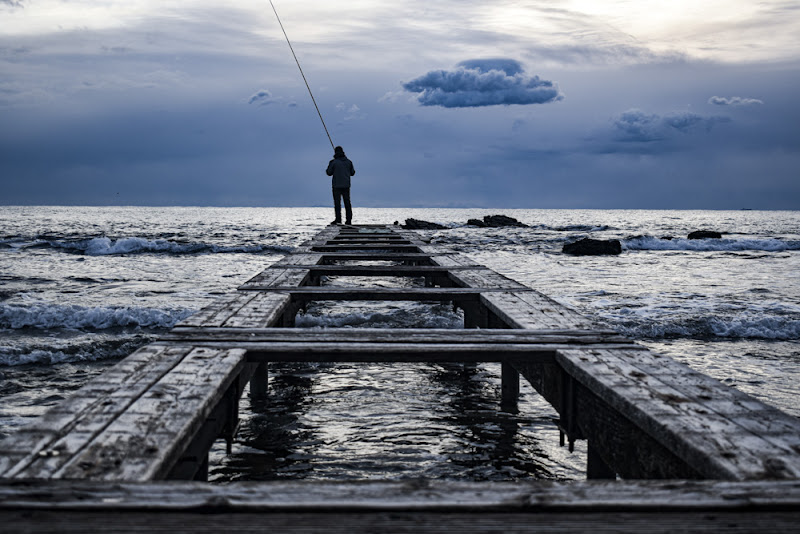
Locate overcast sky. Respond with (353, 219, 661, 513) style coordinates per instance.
(1, 0, 799, 208)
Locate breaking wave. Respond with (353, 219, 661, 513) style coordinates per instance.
(0, 303, 194, 330)
(612, 314, 800, 340)
(0, 336, 153, 366)
(7, 236, 294, 256)
(623, 235, 800, 252)
(296, 304, 464, 329)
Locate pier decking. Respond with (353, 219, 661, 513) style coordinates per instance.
(2, 224, 800, 531)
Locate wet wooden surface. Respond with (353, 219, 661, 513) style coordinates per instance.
(2, 480, 800, 533)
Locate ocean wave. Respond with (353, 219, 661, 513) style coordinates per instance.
(296, 306, 463, 329)
(613, 315, 800, 340)
(0, 336, 152, 366)
(550, 225, 612, 232)
(623, 235, 800, 252)
(0, 303, 193, 330)
(8, 236, 294, 256)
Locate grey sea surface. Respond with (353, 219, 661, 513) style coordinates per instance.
(1, 206, 798, 482)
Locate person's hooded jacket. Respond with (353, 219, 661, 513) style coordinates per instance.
(326, 149, 355, 188)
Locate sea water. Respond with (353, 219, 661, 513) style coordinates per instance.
(1, 206, 798, 481)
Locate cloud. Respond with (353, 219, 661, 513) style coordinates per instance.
(1, 0, 24, 7)
(613, 109, 730, 142)
(336, 102, 365, 121)
(401, 58, 563, 108)
(248, 89, 276, 106)
(708, 95, 764, 106)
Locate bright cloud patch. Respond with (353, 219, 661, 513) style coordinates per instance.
(708, 96, 764, 106)
(402, 59, 562, 108)
(614, 109, 729, 142)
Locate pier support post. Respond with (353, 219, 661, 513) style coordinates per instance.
(193, 454, 209, 482)
(501, 363, 520, 413)
(587, 442, 616, 480)
(249, 363, 269, 400)
(282, 307, 296, 327)
(461, 302, 488, 329)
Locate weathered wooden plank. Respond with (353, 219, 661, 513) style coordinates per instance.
(2, 479, 800, 510)
(556, 348, 800, 480)
(586, 348, 800, 466)
(220, 293, 292, 328)
(311, 244, 422, 252)
(54, 347, 246, 481)
(429, 255, 481, 268)
(7, 509, 800, 533)
(176, 292, 292, 329)
(236, 287, 531, 299)
(481, 291, 597, 330)
(270, 254, 324, 266)
(2, 345, 194, 479)
(176, 293, 258, 328)
(164, 327, 627, 345)
(239, 269, 310, 289)
(328, 236, 408, 241)
(318, 253, 454, 261)
(5, 510, 800, 533)
(264, 265, 482, 274)
(448, 268, 529, 289)
(235, 342, 567, 363)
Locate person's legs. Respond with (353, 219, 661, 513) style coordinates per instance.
(342, 187, 352, 224)
(332, 188, 342, 223)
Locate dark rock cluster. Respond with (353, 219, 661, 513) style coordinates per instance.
(401, 214, 530, 230)
(562, 238, 622, 256)
(688, 230, 722, 239)
(402, 218, 447, 230)
(466, 215, 528, 228)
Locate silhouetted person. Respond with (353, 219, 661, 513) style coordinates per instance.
(326, 146, 355, 225)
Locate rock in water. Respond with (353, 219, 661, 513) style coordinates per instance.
(688, 230, 722, 239)
(466, 218, 486, 227)
(483, 215, 527, 228)
(563, 238, 622, 256)
(402, 218, 447, 230)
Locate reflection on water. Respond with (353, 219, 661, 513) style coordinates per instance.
(209, 360, 585, 482)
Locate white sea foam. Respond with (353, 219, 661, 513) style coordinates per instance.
(45, 237, 294, 256)
(609, 312, 800, 340)
(0, 303, 193, 330)
(0, 336, 152, 366)
(623, 235, 799, 252)
(296, 305, 464, 329)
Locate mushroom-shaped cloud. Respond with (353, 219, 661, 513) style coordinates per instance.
(402, 59, 563, 108)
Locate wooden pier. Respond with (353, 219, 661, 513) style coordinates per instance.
(2, 224, 800, 531)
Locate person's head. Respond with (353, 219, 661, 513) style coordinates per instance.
(334, 146, 345, 157)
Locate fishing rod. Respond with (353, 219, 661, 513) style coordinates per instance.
(268, 0, 335, 151)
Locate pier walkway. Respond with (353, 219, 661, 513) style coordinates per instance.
(2, 224, 800, 531)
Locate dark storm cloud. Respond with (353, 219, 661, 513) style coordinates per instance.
(613, 109, 730, 142)
(402, 59, 563, 108)
(708, 95, 764, 106)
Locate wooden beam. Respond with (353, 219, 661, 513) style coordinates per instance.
(264, 265, 484, 274)
(158, 341, 574, 363)
(1, 478, 799, 511)
(311, 245, 422, 252)
(235, 287, 533, 299)
(163, 327, 629, 345)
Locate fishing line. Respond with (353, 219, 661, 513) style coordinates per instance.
(268, 0, 335, 151)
